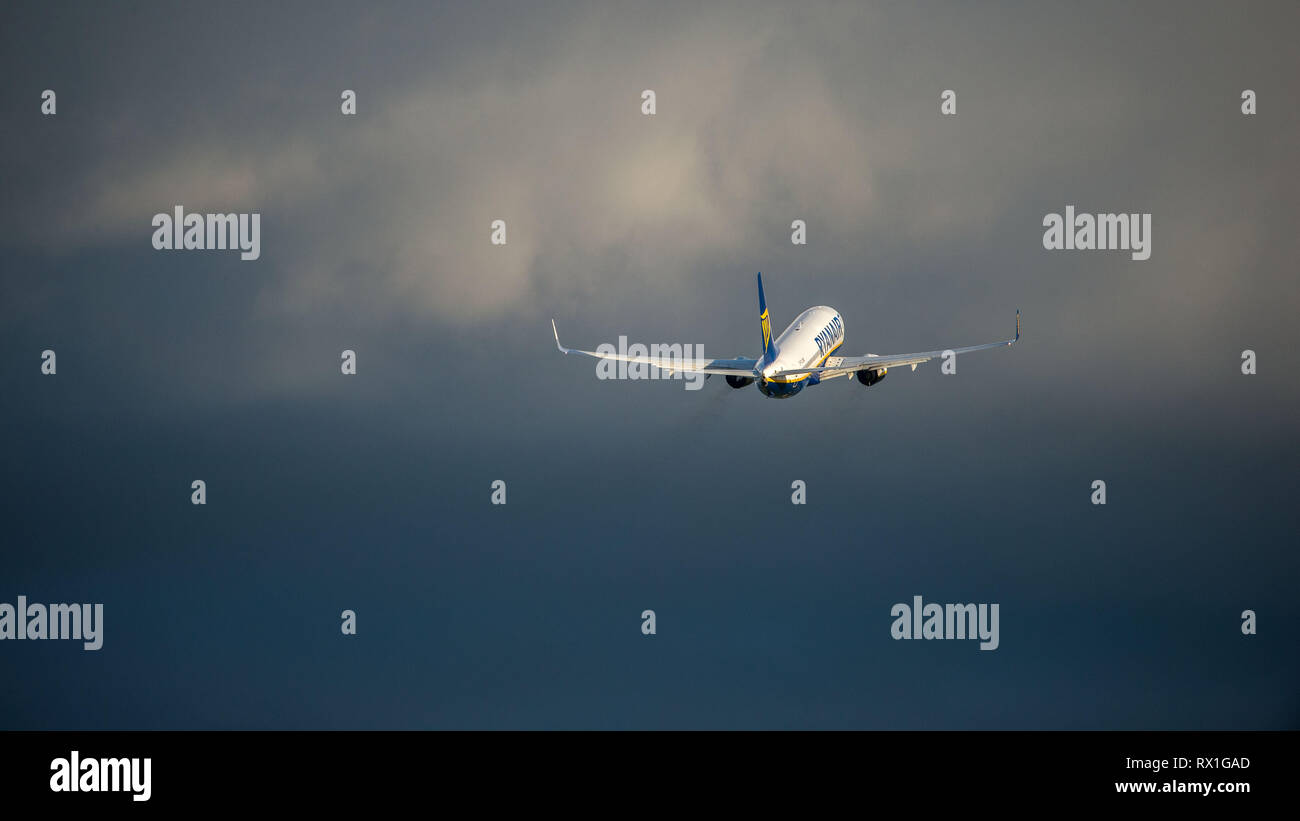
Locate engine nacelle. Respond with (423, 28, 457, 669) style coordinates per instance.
(726, 375, 755, 389)
(856, 368, 887, 387)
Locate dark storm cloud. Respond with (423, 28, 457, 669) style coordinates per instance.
(2, 1, 1296, 411)
(1, 3, 1295, 386)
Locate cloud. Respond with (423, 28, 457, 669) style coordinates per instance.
(1, 0, 1295, 407)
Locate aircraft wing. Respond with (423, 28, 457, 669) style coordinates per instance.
(552, 319, 759, 376)
(769, 311, 1020, 381)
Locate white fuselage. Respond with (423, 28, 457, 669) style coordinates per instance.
(761, 306, 845, 382)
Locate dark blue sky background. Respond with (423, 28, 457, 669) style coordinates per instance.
(1, 0, 1296, 728)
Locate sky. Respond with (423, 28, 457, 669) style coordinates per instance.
(0, 0, 1296, 728)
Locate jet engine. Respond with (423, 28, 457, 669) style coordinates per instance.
(726, 375, 755, 389)
(856, 368, 887, 387)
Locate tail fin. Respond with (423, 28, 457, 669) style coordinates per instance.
(757, 273, 776, 366)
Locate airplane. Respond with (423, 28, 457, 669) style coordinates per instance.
(551, 273, 1018, 399)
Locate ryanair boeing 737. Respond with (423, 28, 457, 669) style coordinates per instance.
(552, 273, 1018, 399)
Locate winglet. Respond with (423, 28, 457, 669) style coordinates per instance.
(1015, 309, 1020, 342)
(552, 318, 570, 354)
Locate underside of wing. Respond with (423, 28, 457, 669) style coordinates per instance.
(552, 319, 759, 376)
(769, 312, 1020, 381)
